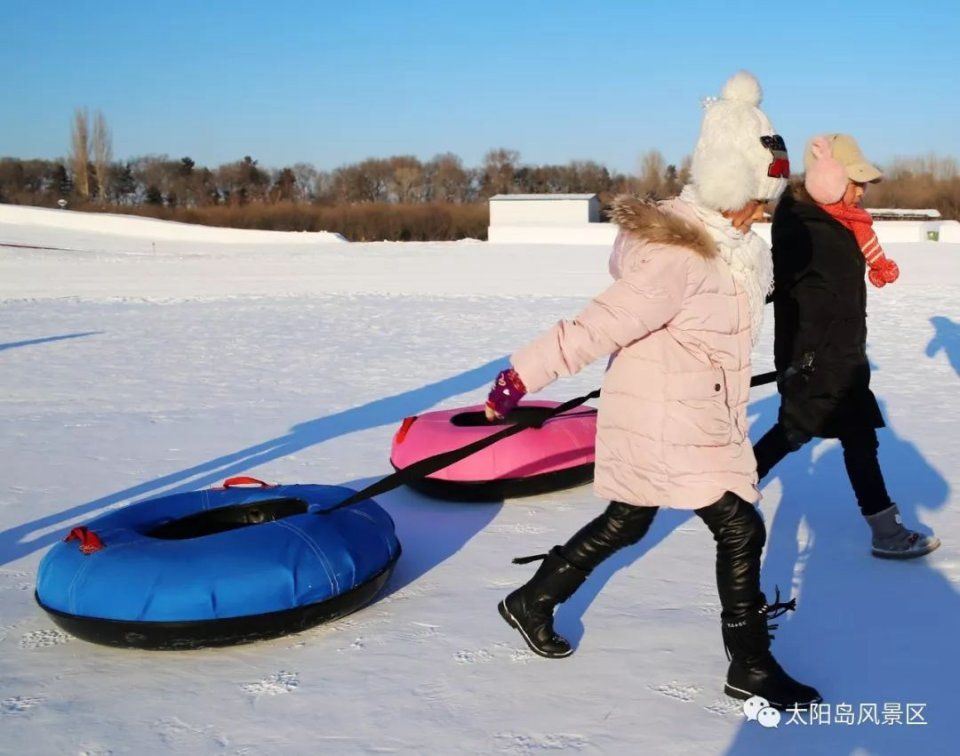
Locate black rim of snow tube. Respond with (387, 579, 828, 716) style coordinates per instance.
(390, 461, 595, 502)
(35, 549, 401, 650)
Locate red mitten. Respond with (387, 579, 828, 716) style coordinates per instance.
(868, 257, 899, 288)
(484, 368, 527, 421)
(880, 258, 899, 283)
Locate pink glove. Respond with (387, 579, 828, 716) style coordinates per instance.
(868, 257, 899, 288)
(484, 368, 527, 421)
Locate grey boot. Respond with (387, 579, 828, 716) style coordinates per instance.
(866, 505, 940, 560)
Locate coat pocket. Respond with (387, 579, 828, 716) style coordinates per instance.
(663, 371, 733, 447)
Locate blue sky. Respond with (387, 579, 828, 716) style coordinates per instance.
(2, 0, 958, 173)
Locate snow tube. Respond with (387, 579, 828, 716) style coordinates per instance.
(35, 478, 401, 650)
(390, 400, 597, 501)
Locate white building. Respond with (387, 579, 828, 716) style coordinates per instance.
(487, 194, 610, 244)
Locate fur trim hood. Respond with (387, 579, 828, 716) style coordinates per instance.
(609, 194, 716, 259)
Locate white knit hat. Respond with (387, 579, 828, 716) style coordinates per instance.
(690, 71, 790, 212)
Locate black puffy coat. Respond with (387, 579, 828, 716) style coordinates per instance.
(770, 186, 884, 438)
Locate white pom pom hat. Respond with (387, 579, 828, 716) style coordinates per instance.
(690, 71, 790, 212)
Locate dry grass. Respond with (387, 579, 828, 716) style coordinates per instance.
(77, 201, 490, 241)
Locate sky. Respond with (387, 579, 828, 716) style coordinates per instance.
(2, 0, 958, 175)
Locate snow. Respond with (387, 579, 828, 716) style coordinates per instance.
(1, 206, 959, 754)
(0, 203, 347, 245)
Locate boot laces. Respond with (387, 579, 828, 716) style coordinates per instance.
(721, 587, 797, 661)
(512, 553, 548, 565)
(761, 586, 797, 639)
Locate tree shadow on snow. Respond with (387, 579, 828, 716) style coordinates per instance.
(0, 357, 508, 567)
(0, 331, 103, 352)
(926, 316, 960, 377)
(725, 393, 955, 755)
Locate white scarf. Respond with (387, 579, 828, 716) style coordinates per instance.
(679, 185, 773, 345)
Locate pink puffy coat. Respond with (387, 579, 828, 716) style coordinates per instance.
(511, 195, 759, 510)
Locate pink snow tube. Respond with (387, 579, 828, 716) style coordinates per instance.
(390, 400, 597, 501)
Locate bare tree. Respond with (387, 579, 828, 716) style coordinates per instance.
(70, 108, 90, 200)
(129, 154, 178, 204)
(426, 153, 472, 202)
(313, 169, 335, 202)
(636, 149, 666, 198)
(291, 162, 318, 202)
(388, 156, 424, 203)
(481, 148, 520, 197)
(271, 167, 297, 202)
(331, 159, 392, 202)
(91, 110, 112, 203)
(215, 156, 269, 205)
(566, 160, 612, 194)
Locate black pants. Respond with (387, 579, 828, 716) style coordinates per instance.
(753, 423, 891, 517)
(559, 493, 765, 620)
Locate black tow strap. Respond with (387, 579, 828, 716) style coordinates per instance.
(321, 369, 778, 514)
(322, 389, 602, 514)
(751, 370, 777, 387)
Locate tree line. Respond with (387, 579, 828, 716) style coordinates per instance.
(0, 110, 957, 240)
(0, 120, 687, 209)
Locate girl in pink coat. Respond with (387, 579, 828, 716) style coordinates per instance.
(486, 72, 820, 710)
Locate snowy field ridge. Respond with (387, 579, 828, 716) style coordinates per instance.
(1, 211, 958, 754)
(0, 203, 346, 246)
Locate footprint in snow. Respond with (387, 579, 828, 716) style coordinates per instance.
(151, 716, 230, 748)
(1, 696, 43, 714)
(649, 681, 702, 702)
(455, 648, 494, 664)
(396, 622, 441, 643)
(495, 732, 589, 752)
(240, 671, 300, 698)
(703, 698, 744, 717)
(509, 648, 537, 665)
(20, 628, 71, 649)
(0, 570, 33, 593)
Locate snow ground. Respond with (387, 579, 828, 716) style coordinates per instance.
(1, 209, 958, 755)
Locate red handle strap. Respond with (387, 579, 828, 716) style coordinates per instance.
(64, 526, 104, 554)
(221, 476, 275, 489)
(394, 416, 418, 445)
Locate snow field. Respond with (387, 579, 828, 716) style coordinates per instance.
(1, 208, 958, 754)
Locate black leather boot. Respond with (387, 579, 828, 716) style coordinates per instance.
(696, 493, 821, 709)
(722, 591, 822, 710)
(499, 501, 658, 658)
(498, 546, 587, 658)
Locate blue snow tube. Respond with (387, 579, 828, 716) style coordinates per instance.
(35, 478, 401, 650)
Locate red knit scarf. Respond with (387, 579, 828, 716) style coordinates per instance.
(818, 201, 884, 265)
